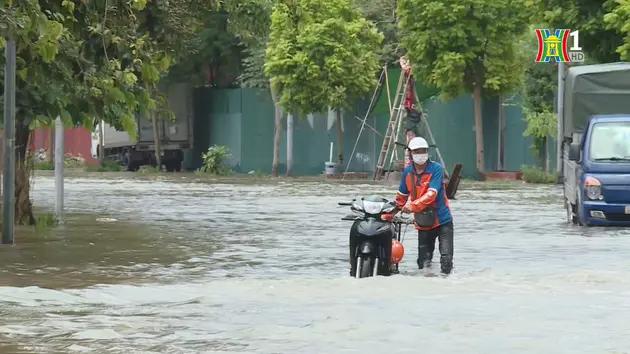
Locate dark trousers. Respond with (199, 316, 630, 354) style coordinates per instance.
(417, 221, 454, 274)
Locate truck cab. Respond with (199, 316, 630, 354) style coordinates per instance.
(565, 115, 630, 225)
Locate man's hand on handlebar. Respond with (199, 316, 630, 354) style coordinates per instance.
(401, 205, 412, 214)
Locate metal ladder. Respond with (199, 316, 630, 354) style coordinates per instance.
(372, 70, 411, 181)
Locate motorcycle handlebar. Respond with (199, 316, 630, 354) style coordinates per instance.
(391, 216, 414, 225)
(338, 202, 353, 206)
(340, 214, 413, 224)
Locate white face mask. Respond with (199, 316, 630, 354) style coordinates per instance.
(412, 153, 428, 165)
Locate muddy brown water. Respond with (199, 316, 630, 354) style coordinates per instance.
(1, 175, 630, 353)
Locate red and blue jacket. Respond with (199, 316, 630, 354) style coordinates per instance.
(394, 160, 452, 230)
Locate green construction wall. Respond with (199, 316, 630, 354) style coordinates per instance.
(190, 70, 557, 178)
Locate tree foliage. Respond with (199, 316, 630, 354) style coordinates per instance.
(167, 10, 244, 88)
(264, 0, 383, 114)
(542, 0, 622, 63)
(397, 0, 532, 99)
(355, 0, 400, 64)
(521, 58, 557, 155)
(603, 0, 630, 60)
(224, 0, 274, 88)
(398, 0, 532, 176)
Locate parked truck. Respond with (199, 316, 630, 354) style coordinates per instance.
(563, 63, 630, 226)
(91, 82, 194, 172)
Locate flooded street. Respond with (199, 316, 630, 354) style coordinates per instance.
(1, 175, 630, 353)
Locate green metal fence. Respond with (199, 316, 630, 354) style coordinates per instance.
(190, 70, 556, 178)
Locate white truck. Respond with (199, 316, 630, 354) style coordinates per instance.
(91, 82, 194, 171)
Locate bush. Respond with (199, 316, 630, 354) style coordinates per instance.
(197, 145, 232, 175)
(521, 165, 558, 184)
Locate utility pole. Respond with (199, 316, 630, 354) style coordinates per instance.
(2, 33, 16, 244)
(54, 116, 64, 221)
(556, 62, 565, 183)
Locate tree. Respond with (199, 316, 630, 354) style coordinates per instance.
(543, 0, 622, 63)
(133, 0, 216, 170)
(166, 10, 243, 88)
(603, 0, 630, 60)
(222, 0, 285, 176)
(355, 0, 401, 64)
(264, 0, 383, 168)
(397, 0, 531, 178)
(519, 28, 556, 172)
(0, 0, 210, 224)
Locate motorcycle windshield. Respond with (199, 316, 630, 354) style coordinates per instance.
(362, 200, 385, 215)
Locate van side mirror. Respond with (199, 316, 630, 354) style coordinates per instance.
(568, 142, 580, 162)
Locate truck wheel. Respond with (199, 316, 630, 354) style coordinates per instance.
(565, 198, 578, 225)
(164, 159, 182, 172)
(124, 152, 139, 172)
(576, 193, 586, 226)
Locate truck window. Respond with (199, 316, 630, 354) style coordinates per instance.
(589, 122, 630, 161)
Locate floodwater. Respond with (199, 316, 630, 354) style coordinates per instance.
(1, 175, 630, 353)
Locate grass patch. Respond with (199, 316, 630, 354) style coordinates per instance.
(0, 210, 59, 234)
(137, 165, 161, 174)
(33, 154, 86, 170)
(521, 165, 558, 184)
(33, 161, 54, 170)
(34, 212, 58, 233)
(461, 179, 520, 190)
(84, 159, 123, 172)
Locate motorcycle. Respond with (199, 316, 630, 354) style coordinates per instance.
(339, 195, 412, 278)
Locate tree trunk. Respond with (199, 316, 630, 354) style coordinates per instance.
(544, 136, 550, 173)
(98, 120, 105, 164)
(15, 121, 35, 225)
(151, 109, 162, 169)
(336, 109, 343, 167)
(286, 113, 293, 177)
(472, 84, 485, 179)
(47, 126, 54, 163)
(270, 88, 281, 177)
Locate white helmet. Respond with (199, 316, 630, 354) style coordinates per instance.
(408, 137, 428, 150)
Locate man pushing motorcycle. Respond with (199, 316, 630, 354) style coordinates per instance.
(394, 137, 454, 275)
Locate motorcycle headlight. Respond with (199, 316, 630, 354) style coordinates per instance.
(584, 176, 603, 201)
(362, 200, 384, 215)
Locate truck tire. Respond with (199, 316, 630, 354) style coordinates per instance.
(576, 193, 587, 226)
(565, 198, 578, 225)
(164, 159, 182, 172)
(124, 152, 139, 172)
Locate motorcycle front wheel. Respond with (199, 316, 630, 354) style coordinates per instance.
(356, 256, 377, 278)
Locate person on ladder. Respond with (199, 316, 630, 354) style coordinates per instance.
(393, 137, 454, 275)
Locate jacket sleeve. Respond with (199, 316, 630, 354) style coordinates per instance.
(394, 170, 409, 208)
(410, 163, 443, 212)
